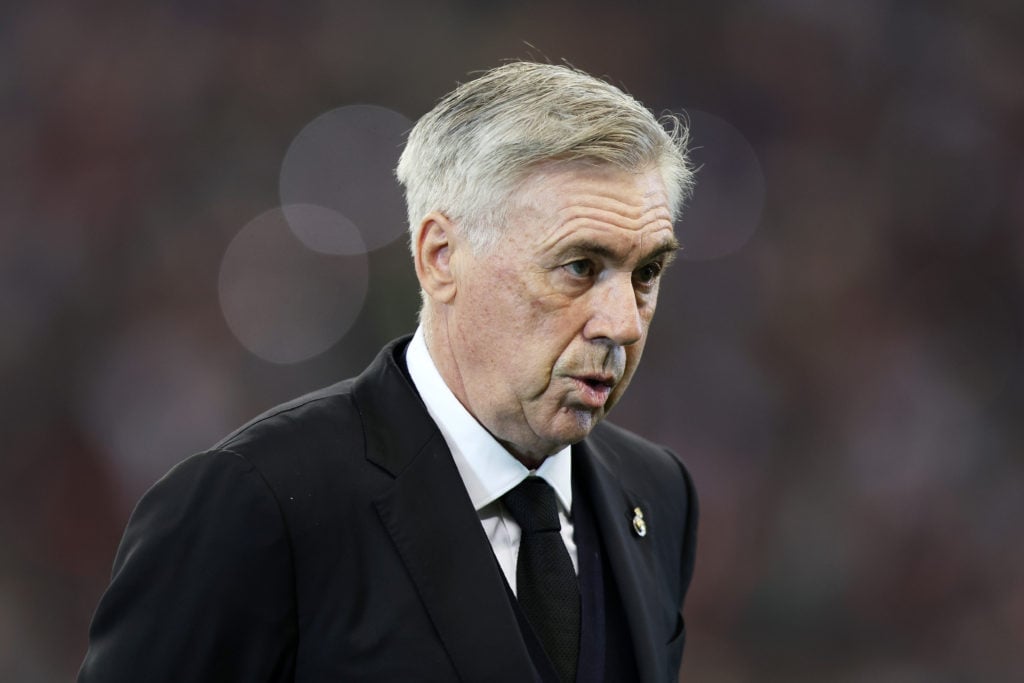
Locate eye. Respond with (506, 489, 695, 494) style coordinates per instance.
(563, 260, 595, 278)
(634, 261, 663, 286)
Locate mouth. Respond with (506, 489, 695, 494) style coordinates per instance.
(570, 375, 615, 408)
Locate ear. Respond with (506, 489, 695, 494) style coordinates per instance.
(414, 212, 458, 305)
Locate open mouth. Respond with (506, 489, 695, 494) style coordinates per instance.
(572, 376, 614, 407)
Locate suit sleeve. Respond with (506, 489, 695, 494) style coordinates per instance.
(676, 452, 699, 601)
(78, 449, 297, 683)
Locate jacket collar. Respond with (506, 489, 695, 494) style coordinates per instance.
(352, 337, 541, 682)
(574, 436, 669, 683)
(353, 337, 666, 683)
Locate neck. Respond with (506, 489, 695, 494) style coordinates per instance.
(421, 316, 559, 470)
(502, 445, 550, 471)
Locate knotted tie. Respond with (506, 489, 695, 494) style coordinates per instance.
(502, 477, 580, 683)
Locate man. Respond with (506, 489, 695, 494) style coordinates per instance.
(79, 62, 698, 682)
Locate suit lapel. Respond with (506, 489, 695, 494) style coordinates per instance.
(575, 439, 666, 683)
(354, 339, 538, 682)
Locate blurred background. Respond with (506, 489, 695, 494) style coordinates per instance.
(2, 0, 1023, 680)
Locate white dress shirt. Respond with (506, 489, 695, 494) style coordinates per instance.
(405, 327, 578, 595)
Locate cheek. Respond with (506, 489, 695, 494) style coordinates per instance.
(465, 284, 542, 374)
(463, 267, 525, 329)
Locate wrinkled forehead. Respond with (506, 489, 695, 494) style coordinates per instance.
(495, 162, 675, 263)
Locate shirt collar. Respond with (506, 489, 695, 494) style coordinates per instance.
(405, 326, 573, 513)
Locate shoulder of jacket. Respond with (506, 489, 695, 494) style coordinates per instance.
(213, 378, 360, 452)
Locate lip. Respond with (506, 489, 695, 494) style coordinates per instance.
(570, 375, 615, 408)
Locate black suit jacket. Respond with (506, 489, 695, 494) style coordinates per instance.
(79, 336, 698, 682)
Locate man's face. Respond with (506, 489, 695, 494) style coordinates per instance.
(443, 162, 677, 463)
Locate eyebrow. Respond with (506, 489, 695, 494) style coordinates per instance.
(648, 237, 682, 265)
(558, 236, 681, 265)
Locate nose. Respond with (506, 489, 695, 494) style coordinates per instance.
(583, 273, 644, 346)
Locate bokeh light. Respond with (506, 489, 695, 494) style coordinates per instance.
(677, 110, 766, 261)
(218, 206, 369, 364)
(279, 104, 412, 253)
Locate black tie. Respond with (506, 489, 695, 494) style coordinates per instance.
(502, 477, 580, 683)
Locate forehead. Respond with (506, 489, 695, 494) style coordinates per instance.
(507, 162, 675, 258)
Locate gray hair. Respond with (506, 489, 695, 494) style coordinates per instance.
(396, 61, 694, 253)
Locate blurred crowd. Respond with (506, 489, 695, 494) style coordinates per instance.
(2, 1, 1022, 680)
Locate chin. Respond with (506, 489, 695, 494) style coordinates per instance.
(553, 408, 602, 444)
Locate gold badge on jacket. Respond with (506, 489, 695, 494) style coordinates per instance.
(632, 506, 647, 538)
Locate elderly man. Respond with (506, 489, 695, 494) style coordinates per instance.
(79, 62, 698, 683)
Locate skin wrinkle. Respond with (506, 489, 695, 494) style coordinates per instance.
(539, 231, 679, 270)
(420, 163, 674, 468)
